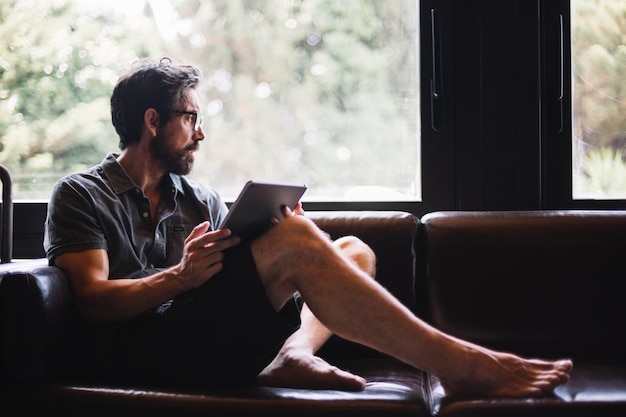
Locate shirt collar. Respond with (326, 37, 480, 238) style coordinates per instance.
(100, 152, 186, 196)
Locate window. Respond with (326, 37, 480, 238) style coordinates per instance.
(571, 0, 626, 199)
(0, 0, 420, 202)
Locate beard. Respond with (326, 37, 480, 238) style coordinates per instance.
(149, 132, 198, 176)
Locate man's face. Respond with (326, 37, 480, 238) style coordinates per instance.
(150, 89, 205, 175)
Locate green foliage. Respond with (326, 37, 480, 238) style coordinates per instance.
(0, 0, 419, 200)
(0, 0, 165, 198)
(573, 0, 626, 149)
(575, 147, 626, 198)
(572, 0, 626, 198)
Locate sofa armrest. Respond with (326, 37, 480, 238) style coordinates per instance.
(0, 265, 86, 381)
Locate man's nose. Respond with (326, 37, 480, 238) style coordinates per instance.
(195, 125, 206, 141)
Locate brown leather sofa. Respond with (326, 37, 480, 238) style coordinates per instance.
(1, 210, 626, 416)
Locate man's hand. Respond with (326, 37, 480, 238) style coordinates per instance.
(292, 201, 305, 216)
(55, 222, 241, 324)
(176, 221, 241, 289)
(274, 201, 305, 223)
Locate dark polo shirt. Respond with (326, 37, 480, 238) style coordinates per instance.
(44, 152, 229, 279)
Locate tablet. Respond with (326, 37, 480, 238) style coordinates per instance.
(219, 180, 307, 240)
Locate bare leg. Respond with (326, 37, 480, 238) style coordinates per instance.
(252, 216, 572, 397)
(257, 237, 375, 390)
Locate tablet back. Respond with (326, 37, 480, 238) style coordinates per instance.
(219, 181, 307, 240)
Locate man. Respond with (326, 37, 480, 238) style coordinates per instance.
(44, 58, 572, 396)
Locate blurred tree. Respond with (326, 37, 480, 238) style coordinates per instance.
(0, 0, 419, 200)
(175, 0, 418, 198)
(0, 0, 165, 197)
(573, 0, 626, 149)
(572, 0, 626, 197)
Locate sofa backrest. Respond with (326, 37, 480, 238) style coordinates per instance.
(419, 210, 626, 359)
(4, 209, 625, 381)
(0, 211, 420, 381)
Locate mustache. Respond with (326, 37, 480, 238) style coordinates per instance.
(185, 141, 200, 152)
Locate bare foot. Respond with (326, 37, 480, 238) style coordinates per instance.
(438, 344, 573, 398)
(257, 348, 367, 391)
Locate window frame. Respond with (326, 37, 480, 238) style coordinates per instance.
(542, 0, 626, 209)
(15, 0, 626, 260)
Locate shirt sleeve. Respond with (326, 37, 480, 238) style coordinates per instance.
(208, 188, 229, 229)
(44, 176, 108, 263)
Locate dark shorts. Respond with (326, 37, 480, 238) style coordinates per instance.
(95, 243, 301, 388)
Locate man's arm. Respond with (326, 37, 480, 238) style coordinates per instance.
(54, 222, 240, 324)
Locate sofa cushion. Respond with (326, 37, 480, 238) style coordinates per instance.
(1, 359, 429, 417)
(428, 361, 626, 417)
(420, 210, 626, 359)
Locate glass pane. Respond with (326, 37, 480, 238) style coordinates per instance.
(572, 0, 626, 199)
(0, 0, 420, 202)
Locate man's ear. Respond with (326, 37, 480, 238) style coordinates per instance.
(144, 108, 160, 136)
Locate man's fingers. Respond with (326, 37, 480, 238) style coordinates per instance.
(185, 221, 211, 245)
(191, 221, 211, 235)
(281, 205, 294, 217)
(293, 201, 305, 216)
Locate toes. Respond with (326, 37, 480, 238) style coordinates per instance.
(338, 374, 367, 391)
(556, 359, 574, 372)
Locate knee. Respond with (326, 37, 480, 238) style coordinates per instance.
(270, 215, 331, 252)
(333, 236, 376, 277)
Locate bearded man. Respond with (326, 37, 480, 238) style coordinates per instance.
(44, 58, 572, 395)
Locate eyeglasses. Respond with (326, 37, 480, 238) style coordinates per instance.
(174, 110, 204, 131)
